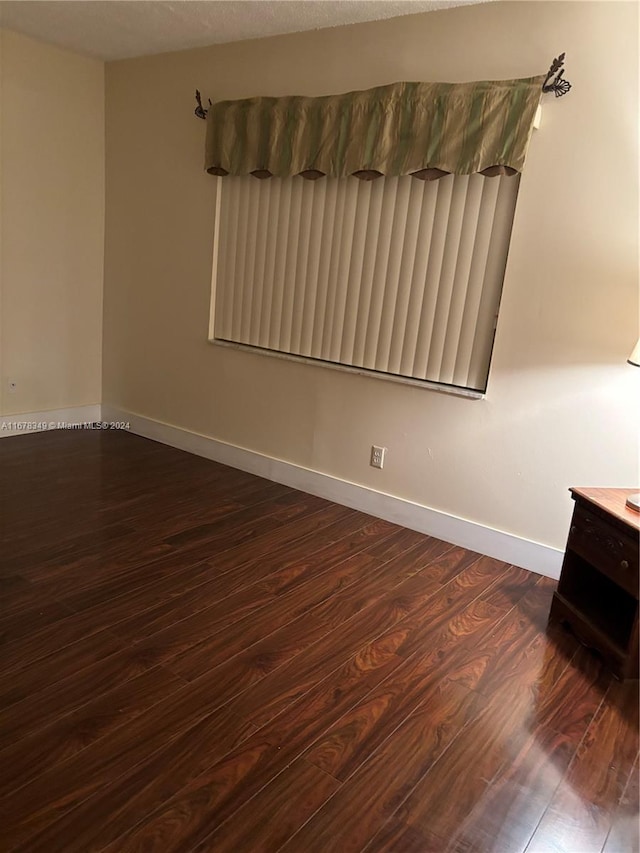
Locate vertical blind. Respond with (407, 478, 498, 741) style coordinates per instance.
(212, 172, 520, 393)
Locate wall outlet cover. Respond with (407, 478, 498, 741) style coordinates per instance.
(370, 445, 386, 469)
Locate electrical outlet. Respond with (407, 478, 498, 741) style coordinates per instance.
(370, 445, 386, 469)
(8, 380, 17, 393)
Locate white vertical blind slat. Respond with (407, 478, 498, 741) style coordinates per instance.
(267, 179, 293, 350)
(213, 179, 230, 340)
(278, 178, 304, 352)
(240, 177, 262, 343)
(230, 177, 252, 342)
(398, 179, 436, 376)
(216, 178, 239, 340)
(439, 173, 484, 385)
(290, 180, 316, 354)
(299, 180, 327, 356)
(375, 177, 412, 373)
(424, 175, 470, 382)
(452, 176, 501, 388)
(340, 179, 373, 365)
(329, 178, 360, 363)
(412, 176, 454, 379)
(386, 178, 424, 375)
(362, 177, 399, 369)
(320, 181, 349, 359)
(467, 175, 520, 390)
(351, 178, 385, 367)
(248, 180, 272, 344)
(311, 179, 340, 358)
(257, 179, 281, 348)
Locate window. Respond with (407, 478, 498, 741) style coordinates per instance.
(203, 75, 544, 395)
(210, 170, 520, 395)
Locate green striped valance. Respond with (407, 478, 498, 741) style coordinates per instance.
(205, 76, 545, 181)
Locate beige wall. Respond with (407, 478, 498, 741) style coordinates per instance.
(0, 29, 104, 416)
(103, 1, 639, 550)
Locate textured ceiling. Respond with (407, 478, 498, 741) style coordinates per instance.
(0, 0, 488, 61)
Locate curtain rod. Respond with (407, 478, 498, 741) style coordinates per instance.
(194, 53, 571, 120)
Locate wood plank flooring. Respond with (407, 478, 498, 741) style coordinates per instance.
(0, 428, 637, 852)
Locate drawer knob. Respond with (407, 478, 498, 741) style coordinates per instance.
(620, 559, 629, 570)
(570, 525, 576, 535)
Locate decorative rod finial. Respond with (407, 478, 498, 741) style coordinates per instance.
(195, 89, 211, 120)
(542, 52, 572, 97)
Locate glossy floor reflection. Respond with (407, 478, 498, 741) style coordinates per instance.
(0, 429, 637, 852)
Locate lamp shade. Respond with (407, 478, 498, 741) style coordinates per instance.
(628, 338, 640, 367)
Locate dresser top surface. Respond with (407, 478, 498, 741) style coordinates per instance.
(571, 488, 640, 534)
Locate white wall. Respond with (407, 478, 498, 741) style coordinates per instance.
(102, 0, 638, 552)
(0, 29, 105, 417)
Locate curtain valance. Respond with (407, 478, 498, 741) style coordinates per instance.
(205, 76, 545, 181)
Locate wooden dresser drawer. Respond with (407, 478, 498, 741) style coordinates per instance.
(551, 488, 639, 680)
(567, 505, 638, 598)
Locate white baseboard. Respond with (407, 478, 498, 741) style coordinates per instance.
(102, 404, 563, 579)
(0, 405, 102, 438)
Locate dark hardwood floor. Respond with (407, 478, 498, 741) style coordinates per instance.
(0, 428, 637, 852)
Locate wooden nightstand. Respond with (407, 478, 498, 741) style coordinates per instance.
(549, 487, 639, 680)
